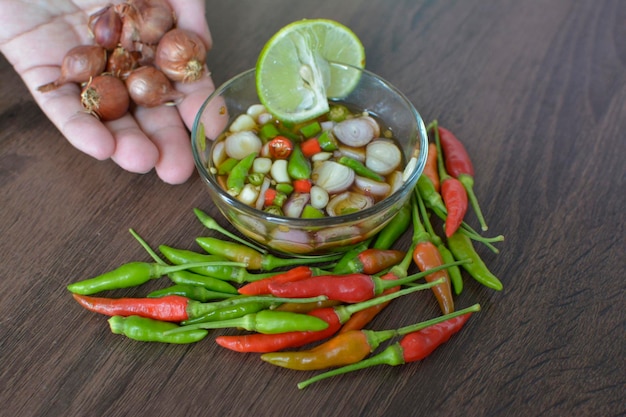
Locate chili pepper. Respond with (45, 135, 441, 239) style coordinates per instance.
(169, 310, 330, 335)
(263, 304, 479, 371)
(301, 205, 324, 218)
(181, 300, 285, 325)
(226, 152, 256, 196)
(411, 196, 454, 314)
(266, 262, 459, 303)
(293, 178, 312, 193)
(218, 157, 238, 175)
(329, 104, 350, 122)
(195, 237, 341, 271)
(167, 270, 239, 295)
(331, 240, 371, 273)
(423, 142, 440, 192)
(66, 260, 242, 295)
(301, 137, 322, 158)
(275, 183, 294, 194)
(300, 121, 322, 138)
(437, 125, 488, 231)
(159, 244, 276, 283)
(215, 284, 435, 353)
(416, 180, 502, 253)
(147, 284, 233, 302)
(238, 266, 314, 295)
(193, 208, 268, 255)
(338, 156, 385, 182)
(73, 294, 189, 322)
(431, 121, 468, 237)
(267, 136, 293, 159)
(415, 191, 464, 295)
(317, 130, 338, 151)
(108, 315, 208, 344)
(287, 144, 311, 180)
(339, 248, 405, 275)
(259, 123, 280, 141)
(297, 310, 475, 389)
(372, 202, 412, 250)
(446, 231, 503, 291)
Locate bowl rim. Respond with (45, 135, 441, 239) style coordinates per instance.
(191, 62, 429, 228)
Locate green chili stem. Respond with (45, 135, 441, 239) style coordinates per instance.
(129, 228, 166, 264)
(378, 261, 468, 291)
(193, 208, 268, 254)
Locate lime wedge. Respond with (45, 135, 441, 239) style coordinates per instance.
(256, 19, 365, 123)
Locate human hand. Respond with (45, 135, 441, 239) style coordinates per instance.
(0, 0, 215, 184)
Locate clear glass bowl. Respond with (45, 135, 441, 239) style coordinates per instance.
(191, 62, 428, 255)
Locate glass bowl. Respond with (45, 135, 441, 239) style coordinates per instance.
(191, 62, 428, 255)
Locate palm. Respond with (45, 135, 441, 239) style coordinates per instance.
(0, 0, 215, 184)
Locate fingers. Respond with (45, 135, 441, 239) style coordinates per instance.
(133, 104, 196, 184)
(104, 115, 160, 174)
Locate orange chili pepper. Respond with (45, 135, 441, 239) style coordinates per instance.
(423, 142, 440, 192)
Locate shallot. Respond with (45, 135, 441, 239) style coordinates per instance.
(81, 75, 130, 121)
(125, 66, 183, 107)
(88, 5, 122, 50)
(155, 28, 207, 82)
(38, 45, 107, 92)
(107, 46, 141, 79)
(117, 0, 175, 49)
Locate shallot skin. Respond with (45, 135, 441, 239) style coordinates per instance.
(155, 28, 207, 82)
(81, 75, 130, 121)
(125, 66, 183, 107)
(37, 45, 107, 92)
(117, 0, 175, 49)
(89, 5, 123, 50)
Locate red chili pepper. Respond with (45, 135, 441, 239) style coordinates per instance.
(293, 178, 312, 193)
(423, 142, 440, 192)
(336, 248, 405, 275)
(264, 188, 278, 207)
(72, 294, 190, 322)
(437, 125, 488, 231)
(238, 266, 314, 295)
(432, 121, 468, 237)
(411, 194, 455, 314)
(267, 136, 293, 159)
(300, 137, 322, 158)
(297, 312, 474, 389)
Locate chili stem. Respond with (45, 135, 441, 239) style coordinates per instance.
(194, 208, 268, 254)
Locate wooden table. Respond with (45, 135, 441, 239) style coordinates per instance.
(2, 1, 624, 416)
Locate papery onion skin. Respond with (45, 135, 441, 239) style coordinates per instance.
(38, 45, 107, 92)
(89, 5, 123, 50)
(125, 66, 183, 107)
(81, 74, 130, 121)
(117, 0, 176, 49)
(155, 28, 207, 82)
(107, 46, 142, 79)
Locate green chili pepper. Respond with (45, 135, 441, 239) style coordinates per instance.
(227, 152, 256, 196)
(171, 309, 329, 335)
(218, 158, 239, 175)
(158, 245, 274, 283)
(301, 205, 324, 218)
(247, 172, 265, 186)
(287, 144, 311, 180)
(329, 104, 350, 122)
(193, 208, 268, 255)
(275, 183, 294, 195)
(66, 260, 240, 295)
(181, 300, 273, 325)
(168, 270, 239, 295)
(300, 121, 322, 138)
(372, 202, 412, 250)
(265, 205, 283, 216)
(108, 315, 208, 344)
(338, 156, 385, 182)
(147, 284, 233, 302)
(259, 123, 280, 141)
(446, 231, 503, 291)
(317, 130, 338, 151)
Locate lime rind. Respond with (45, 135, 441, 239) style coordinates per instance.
(256, 19, 365, 123)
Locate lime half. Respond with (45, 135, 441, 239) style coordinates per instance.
(256, 19, 365, 123)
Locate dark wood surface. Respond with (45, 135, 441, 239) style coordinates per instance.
(1, 1, 624, 416)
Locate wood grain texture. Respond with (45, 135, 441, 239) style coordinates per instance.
(1, 1, 624, 416)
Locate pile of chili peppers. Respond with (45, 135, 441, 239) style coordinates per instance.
(67, 122, 504, 388)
